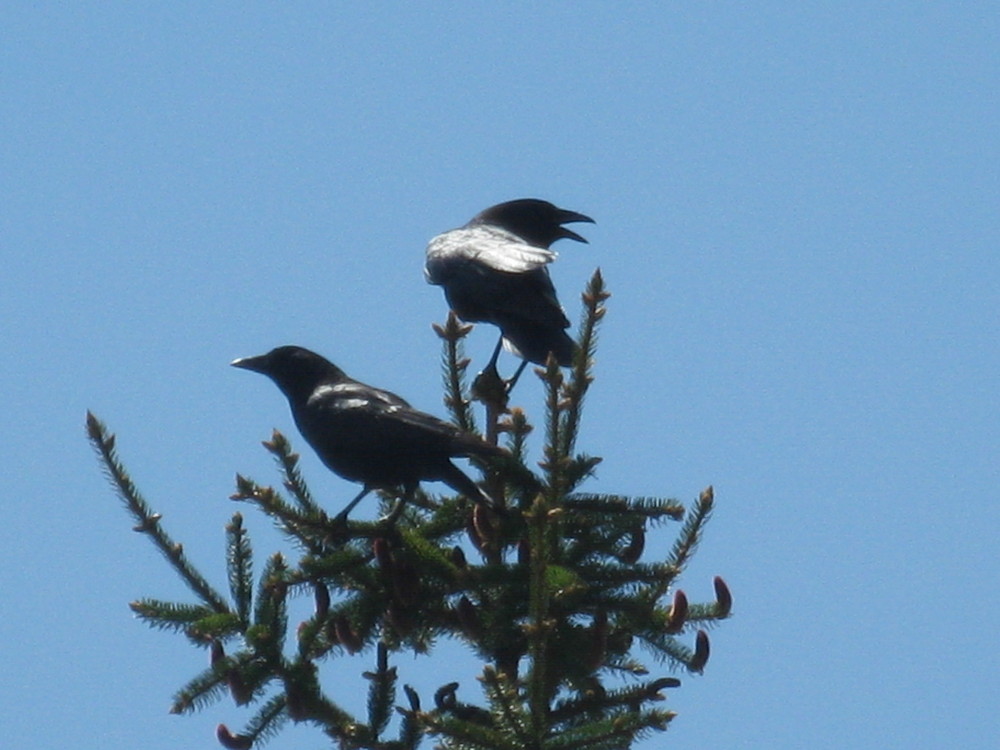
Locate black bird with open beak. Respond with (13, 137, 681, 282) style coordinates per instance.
(232, 346, 504, 522)
(425, 198, 594, 389)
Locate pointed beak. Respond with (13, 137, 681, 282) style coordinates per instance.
(557, 210, 595, 243)
(559, 209, 595, 226)
(231, 354, 267, 373)
(557, 227, 587, 243)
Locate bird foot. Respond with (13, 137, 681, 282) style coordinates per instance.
(471, 364, 509, 412)
(321, 513, 353, 545)
(377, 497, 408, 527)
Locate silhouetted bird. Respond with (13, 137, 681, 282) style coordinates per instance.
(232, 346, 504, 521)
(425, 198, 594, 387)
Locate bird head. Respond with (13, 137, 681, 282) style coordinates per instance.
(231, 346, 346, 401)
(469, 199, 594, 248)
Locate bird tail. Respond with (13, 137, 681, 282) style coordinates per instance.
(440, 462, 497, 507)
(501, 324, 576, 367)
(452, 433, 508, 460)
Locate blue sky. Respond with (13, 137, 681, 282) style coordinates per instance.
(3, 3, 997, 748)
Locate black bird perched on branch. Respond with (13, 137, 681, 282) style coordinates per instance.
(425, 198, 594, 388)
(232, 346, 504, 522)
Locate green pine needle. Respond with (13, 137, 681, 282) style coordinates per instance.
(87, 412, 229, 613)
(89, 271, 728, 750)
(226, 513, 254, 625)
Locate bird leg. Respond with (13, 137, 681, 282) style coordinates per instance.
(380, 486, 414, 526)
(333, 485, 372, 524)
(504, 359, 530, 392)
(472, 337, 510, 413)
(478, 334, 530, 393)
(485, 335, 504, 372)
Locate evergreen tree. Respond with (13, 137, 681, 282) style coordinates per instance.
(88, 270, 731, 749)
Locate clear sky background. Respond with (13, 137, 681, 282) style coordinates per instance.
(3, 4, 997, 749)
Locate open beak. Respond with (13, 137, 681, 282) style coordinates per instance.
(557, 210, 595, 243)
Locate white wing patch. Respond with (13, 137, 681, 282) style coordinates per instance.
(310, 384, 341, 402)
(426, 226, 556, 275)
(309, 383, 407, 411)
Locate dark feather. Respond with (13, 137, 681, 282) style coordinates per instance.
(232, 346, 503, 516)
(425, 199, 593, 367)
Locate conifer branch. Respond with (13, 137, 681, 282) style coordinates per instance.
(398, 526, 467, 582)
(548, 709, 676, 750)
(559, 268, 609, 459)
(493, 451, 543, 508)
(563, 454, 603, 493)
(170, 670, 232, 715)
(549, 676, 680, 724)
(397, 684, 423, 750)
(480, 666, 532, 746)
(565, 494, 685, 521)
(525, 494, 554, 738)
(539, 356, 567, 497)
(241, 694, 288, 745)
(90, 273, 728, 749)
(281, 659, 351, 728)
(226, 513, 254, 626)
(129, 599, 219, 634)
(638, 626, 711, 673)
(250, 553, 289, 662)
(262, 431, 322, 516)
(364, 642, 397, 737)
(86, 412, 230, 613)
(422, 708, 515, 750)
(684, 577, 733, 623)
(294, 611, 328, 661)
(231, 472, 329, 555)
(171, 649, 267, 714)
(501, 407, 532, 463)
(297, 545, 375, 583)
(685, 603, 729, 624)
(570, 561, 680, 590)
(657, 486, 714, 600)
(600, 656, 651, 677)
(435, 312, 478, 434)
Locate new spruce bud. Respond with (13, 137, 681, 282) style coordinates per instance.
(713, 575, 732, 617)
(689, 630, 710, 673)
(434, 682, 459, 710)
(227, 669, 253, 706)
(334, 616, 363, 654)
(649, 677, 682, 695)
(586, 608, 608, 671)
(665, 590, 688, 634)
(619, 524, 645, 564)
(210, 640, 225, 666)
(456, 595, 481, 640)
(404, 684, 421, 711)
(216, 724, 252, 750)
(314, 582, 330, 619)
(699, 485, 714, 509)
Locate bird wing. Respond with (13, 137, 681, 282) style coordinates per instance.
(426, 226, 557, 277)
(425, 224, 570, 331)
(440, 261, 571, 330)
(303, 381, 502, 459)
(373, 403, 504, 458)
(309, 381, 411, 409)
